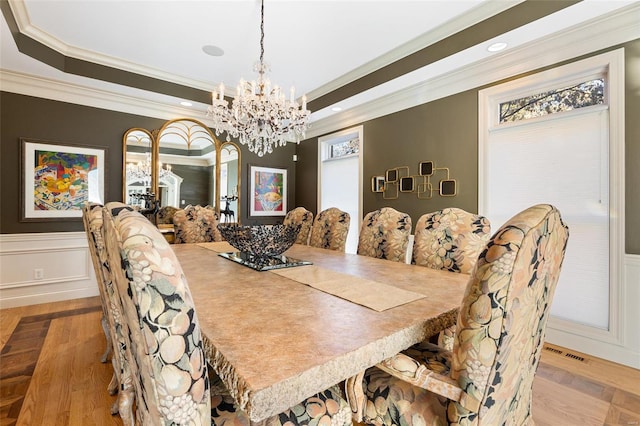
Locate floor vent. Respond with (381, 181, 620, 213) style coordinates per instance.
(544, 347, 563, 355)
(564, 352, 586, 362)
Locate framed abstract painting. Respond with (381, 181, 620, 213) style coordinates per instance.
(21, 138, 106, 221)
(249, 165, 287, 217)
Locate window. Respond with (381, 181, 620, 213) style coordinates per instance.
(328, 137, 359, 159)
(499, 78, 604, 123)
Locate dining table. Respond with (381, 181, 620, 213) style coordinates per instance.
(172, 242, 469, 422)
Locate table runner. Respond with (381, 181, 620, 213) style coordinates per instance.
(197, 242, 425, 311)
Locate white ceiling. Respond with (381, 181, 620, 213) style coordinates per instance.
(1, 0, 638, 131)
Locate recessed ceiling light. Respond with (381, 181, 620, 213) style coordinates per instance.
(487, 42, 508, 52)
(180, 101, 193, 107)
(331, 106, 342, 112)
(202, 45, 224, 57)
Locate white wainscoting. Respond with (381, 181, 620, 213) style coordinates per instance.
(545, 253, 640, 369)
(0, 232, 98, 309)
(0, 232, 638, 368)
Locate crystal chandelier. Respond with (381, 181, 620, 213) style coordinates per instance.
(206, 0, 310, 157)
(126, 153, 172, 184)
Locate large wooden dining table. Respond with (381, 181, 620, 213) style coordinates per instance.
(172, 242, 469, 421)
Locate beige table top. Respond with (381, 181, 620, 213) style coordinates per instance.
(172, 243, 469, 421)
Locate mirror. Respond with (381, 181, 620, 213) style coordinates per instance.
(219, 142, 241, 223)
(155, 118, 219, 212)
(122, 128, 155, 208)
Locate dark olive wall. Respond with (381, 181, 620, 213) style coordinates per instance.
(0, 92, 296, 233)
(362, 90, 478, 221)
(625, 40, 640, 255)
(295, 39, 640, 254)
(294, 90, 478, 232)
(0, 92, 164, 233)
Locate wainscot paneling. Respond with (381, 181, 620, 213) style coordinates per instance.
(545, 254, 640, 369)
(0, 232, 98, 308)
(0, 233, 638, 369)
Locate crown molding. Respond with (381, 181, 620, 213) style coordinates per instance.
(305, 0, 522, 102)
(2, 4, 638, 135)
(7, 0, 213, 91)
(306, 3, 640, 139)
(0, 69, 209, 121)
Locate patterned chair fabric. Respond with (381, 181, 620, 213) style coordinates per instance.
(359, 204, 569, 426)
(357, 207, 412, 262)
(283, 207, 314, 245)
(83, 202, 135, 424)
(157, 205, 180, 224)
(103, 204, 352, 426)
(412, 208, 491, 350)
(81, 203, 112, 363)
(173, 204, 223, 243)
(309, 207, 351, 252)
(412, 207, 491, 273)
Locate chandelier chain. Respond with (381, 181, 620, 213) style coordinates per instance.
(260, 0, 265, 67)
(206, 0, 310, 157)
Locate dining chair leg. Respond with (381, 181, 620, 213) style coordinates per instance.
(117, 387, 135, 426)
(107, 371, 118, 396)
(100, 315, 112, 363)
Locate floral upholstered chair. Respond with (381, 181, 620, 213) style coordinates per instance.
(309, 207, 351, 252)
(173, 204, 223, 243)
(412, 207, 491, 273)
(350, 204, 569, 426)
(83, 202, 135, 424)
(283, 207, 314, 245)
(357, 207, 412, 263)
(413, 208, 491, 350)
(82, 203, 111, 363)
(156, 205, 180, 225)
(103, 204, 352, 426)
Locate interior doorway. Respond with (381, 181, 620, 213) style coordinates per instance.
(318, 126, 363, 254)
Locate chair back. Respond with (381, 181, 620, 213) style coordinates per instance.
(102, 203, 211, 425)
(82, 203, 110, 311)
(283, 207, 314, 245)
(357, 207, 411, 262)
(173, 204, 222, 243)
(448, 204, 569, 424)
(309, 207, 351, 252)
(413, 207, 491, 273)
(157, 205, 180, 224)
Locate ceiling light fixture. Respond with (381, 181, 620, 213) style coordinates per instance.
(331, 106, 342, 112)
(487, 42, 508, 52)
(180, 101, 193, 107)
(206, 0, 310, 157)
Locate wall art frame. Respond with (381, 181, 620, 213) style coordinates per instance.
(20, 138, 106, 222)
(249, 165, 287, 217)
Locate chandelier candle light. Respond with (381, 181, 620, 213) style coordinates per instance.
(206, 0, 310, 157)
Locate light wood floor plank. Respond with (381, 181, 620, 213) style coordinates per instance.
(2, 297, 640, 425)
(533, 375, 610, 425)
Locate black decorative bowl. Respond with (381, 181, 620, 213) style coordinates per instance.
(217, 224, 301, 259)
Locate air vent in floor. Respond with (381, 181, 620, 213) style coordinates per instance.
(564, 352, 586, 362)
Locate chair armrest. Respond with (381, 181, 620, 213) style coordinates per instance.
(376, 353, 481, 413)
(345, 371, 365, 422)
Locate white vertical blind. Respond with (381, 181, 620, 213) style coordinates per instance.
(484, 107, 609, 329)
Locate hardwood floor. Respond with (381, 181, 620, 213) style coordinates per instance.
(1, 297, 639, 425)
